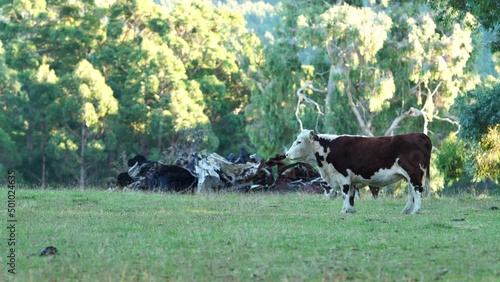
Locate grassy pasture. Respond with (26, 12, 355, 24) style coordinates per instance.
(1, 189, 499, 281)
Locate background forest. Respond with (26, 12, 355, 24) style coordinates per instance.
(0, 0, 498, 193)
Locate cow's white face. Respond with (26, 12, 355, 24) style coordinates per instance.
(285, 130, 316, 161)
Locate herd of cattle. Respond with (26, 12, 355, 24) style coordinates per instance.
(116, 129, 432, 214)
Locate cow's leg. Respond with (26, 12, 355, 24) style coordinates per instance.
(341, 184, 356, 214)
(411, 182, 423, 214)
(355, 187, 361, 200)
(401, 183, 415, 215)
(369, 186, 380, 199)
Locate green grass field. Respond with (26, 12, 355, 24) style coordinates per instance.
(1, 189, 499, 281)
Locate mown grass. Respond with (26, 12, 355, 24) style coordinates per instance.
(1, 189, 499, 281)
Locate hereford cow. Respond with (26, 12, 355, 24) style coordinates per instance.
(285, 130, 431, 214)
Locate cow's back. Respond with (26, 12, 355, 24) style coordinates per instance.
(316, 133, 431, 180)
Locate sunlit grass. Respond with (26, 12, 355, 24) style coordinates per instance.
(1, 189, 499, 281)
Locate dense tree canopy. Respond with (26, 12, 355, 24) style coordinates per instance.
(0, 0, 498, 191)
(454, 84, 500, 182)
(0, 0, 261, 186)
(430, 0, 500, 52)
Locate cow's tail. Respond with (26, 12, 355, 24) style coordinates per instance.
(424, 152, 431, 196)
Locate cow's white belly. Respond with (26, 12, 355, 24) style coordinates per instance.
(318, 158, 408, 190)
(349, 161, 407, 187)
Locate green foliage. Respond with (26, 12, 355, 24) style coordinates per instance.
(470, 125, 500, 183)
(49, 60, 118, 186)
(378, 4, 476, 134)
(0, 128, 20, 168)
(278, 1, 477, 137)
(0, 42, 21, 94)
(430, 0, 500, 52)
(167, 81, 213, 140)
(220, 0, 280, 44)
(245, 40, 302, 157)
(404, 12, 475, 110)
(454, 83, 500, 141)
(0, 0, 495, 188)
(428, 153, 445, 195)
(0, 43, 22, 174)
(60, 60, 118, 127)
(435, 134, 468, 185)
(452, 83, 500, 184)
(164, 1, 261, 156)
(0, 0, 264, 185)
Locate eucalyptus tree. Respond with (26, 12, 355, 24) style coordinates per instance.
(55, 60, 118, 188)
(283, 1, 476, 137)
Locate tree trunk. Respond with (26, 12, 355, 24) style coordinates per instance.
(41, 122, 48, 189)
(325, 65, 337, 117)
(27, 90, 34, 165)
(158, 119, 162, 155)
(345, 81, 374, 136)
(42, 154, 46, 189)
(80, 121, 87, 188)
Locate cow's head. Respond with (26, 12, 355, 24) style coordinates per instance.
(285, 129, 317, 162)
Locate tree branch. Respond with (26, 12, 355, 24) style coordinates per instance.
(384, 107, 422, 136)
(295, 82, 324, 131)
(423, 81, 442, 113)
(256, 82, 266, 94)
(345, 73, 374, 136)
(385, 80, 445, 136)
(433, 113, 461, 135)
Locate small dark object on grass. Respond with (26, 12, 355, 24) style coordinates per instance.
(434, 268, 449, 280)
(490, 206, 498, 210)
(451, 218, 465, 222)
(40, 246, 58, 256)
(366, 218, 388, 223)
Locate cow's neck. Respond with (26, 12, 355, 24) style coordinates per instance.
(311, 140, 331, 173)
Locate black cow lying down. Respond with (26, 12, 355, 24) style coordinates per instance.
(117, 155, 197, 193)
(286, 130, 431, 214)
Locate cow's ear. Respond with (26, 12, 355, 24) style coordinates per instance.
(309, 130, 317, 141)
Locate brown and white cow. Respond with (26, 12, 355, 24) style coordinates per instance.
(285, 130, 431, 214)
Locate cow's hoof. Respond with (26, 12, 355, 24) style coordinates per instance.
(340, 208, 356, 214)
(400, 209, 411, 215)
(411, 209, 421, 214)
